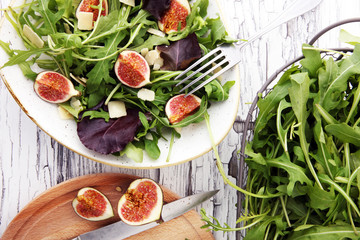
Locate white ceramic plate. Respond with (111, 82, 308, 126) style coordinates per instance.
(0, 0, 240, 169)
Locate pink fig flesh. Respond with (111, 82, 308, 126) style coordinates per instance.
(72, 187, 114, 221)
(118, 178, 163, 226)
(34, 71, 80, 104)
(165, 94, 201, 124)
(158, 0, 191, 34)
(114, 50, 150, 88)
(76, 0, 108, 22)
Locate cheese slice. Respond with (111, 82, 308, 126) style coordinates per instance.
(137, 88, 155, 101)
(120, 0, 135, 7)
(145, 50, 160, 65)
(108, 101, 127, 118)
(23, 24, 44, 48)
(77, 12, 94, 31)
(147, 28, 166, 38)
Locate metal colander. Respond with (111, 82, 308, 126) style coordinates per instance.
(235, 18, 360, 239)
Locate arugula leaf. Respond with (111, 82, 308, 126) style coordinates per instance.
(322, 45, 360, 111)
(244, 215, 285, 240)
(55, 0, 73, 18)
(205, 80, 235, 101)
(339, 29, 360, 46)
(88, 10, 127, 41)
(198, 16, 237, 48)
(132, 35, 169, 52)
(276, 99, 292, 156)
(144, 137, 161, 159)
(1, 48, 50, 69)
(325, 123, 360, 146)
(33, 0, 64, 36)
(288, 225, 360, 240)
(300, 44, 323, 78)
(81, 109, 110, 121)
(308, 185, 336, 211)
(267, 154, 312, 196)
(289, 72, 323, 189)
(253, 74, 292, 149)
(0, 40, 37, 79)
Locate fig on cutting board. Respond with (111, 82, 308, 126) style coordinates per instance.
(76, 0, 108, 30)
(72, 187, 114, 221)
(158, 0, 191, 34)
(114, 50, 151, 88)
(34, 71, 81, 104)
(118, 178, 163, 226)
(165, 94, 201, 124)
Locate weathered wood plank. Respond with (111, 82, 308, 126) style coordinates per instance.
(1, 1, 359, 239)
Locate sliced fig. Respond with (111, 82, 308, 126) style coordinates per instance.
(114, 50, 151, 88)
(158, 0, 191, 34)
(76, 0, 108, 29)
(118, 178, 163, 226)
(165, 94, 201, 124)
(72, 187, 114, 221)
(34, 71, 81, 104)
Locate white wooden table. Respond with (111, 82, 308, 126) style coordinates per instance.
(1, 0, 360, 239)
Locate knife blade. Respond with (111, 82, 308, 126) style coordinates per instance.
(77, 189, 219, 240)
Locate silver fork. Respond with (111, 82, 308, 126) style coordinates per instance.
(175, 0, 323, 95)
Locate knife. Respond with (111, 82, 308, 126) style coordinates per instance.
(77, 189, 219, 240)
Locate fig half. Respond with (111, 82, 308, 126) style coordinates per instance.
(158, 0, 191, 34)
(165, 94, 201, 124)
(34, 71, 81, 104)
(72, 187, 114, 221)
(118, 178, 163, 226)
(114, 50, 151, 88)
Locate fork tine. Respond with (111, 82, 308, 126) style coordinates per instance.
(175, 53, 225, 87)
(179, 58, 228, 93)
(184, 63, 234, 97)
(174, 48, 221, 81)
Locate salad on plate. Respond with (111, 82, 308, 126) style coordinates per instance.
(0, 0, 237, 164)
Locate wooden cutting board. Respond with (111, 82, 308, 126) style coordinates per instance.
(1, 173, 214, 240)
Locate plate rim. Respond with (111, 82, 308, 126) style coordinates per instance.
(0, 0, 240, 169)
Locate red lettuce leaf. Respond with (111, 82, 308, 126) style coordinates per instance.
(77, 108, 142, 154)
(157, 33, 202, 71)
(142, 0, 171, 20)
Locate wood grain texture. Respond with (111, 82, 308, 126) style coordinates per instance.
(2, 173, 214, 240)
(1, 1, 360, 240)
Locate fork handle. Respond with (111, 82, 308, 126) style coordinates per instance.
(240, 0, 322, 48)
